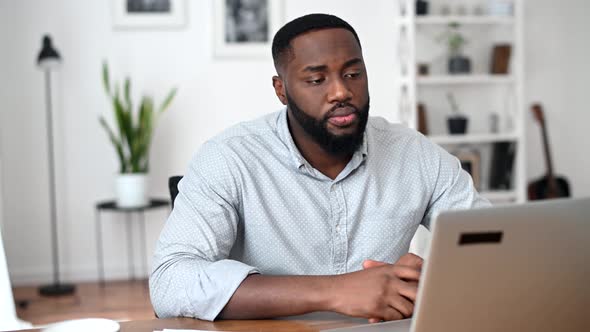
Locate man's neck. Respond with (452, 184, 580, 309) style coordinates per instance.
(287, 111, 352, 180)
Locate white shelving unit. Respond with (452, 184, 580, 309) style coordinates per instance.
(417, 74, 515, 85)
(394, 0, 525, 204)
(480, 190, 519, 203)
(429, 132, 519, 145)
(415, 15, 515, 25)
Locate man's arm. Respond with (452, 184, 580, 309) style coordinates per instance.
(150, 142, 259, 321)
(150, 141, 422, 322)
(220, 262, 421, 321)
(419, 137, 491, 228)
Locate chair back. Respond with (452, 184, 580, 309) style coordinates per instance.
(168, 176, 183, 209)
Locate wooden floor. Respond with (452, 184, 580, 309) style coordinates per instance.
(12, 279, 155, 326)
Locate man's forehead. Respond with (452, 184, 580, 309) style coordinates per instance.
(287, 28, 362, 68)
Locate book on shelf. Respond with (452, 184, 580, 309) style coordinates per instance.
(489, 141, 516, 190)
(490, 44, 512, 74)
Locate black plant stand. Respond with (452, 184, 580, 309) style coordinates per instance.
(95, 199, 169, 286)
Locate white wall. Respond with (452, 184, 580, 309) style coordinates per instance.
(0, 0, 398, 285)
(524, 0, 590, 197)
(0, 0, 589, 285)
(0, 0, 10, 232)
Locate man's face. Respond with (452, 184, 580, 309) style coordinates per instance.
(274, 28, 370, 156)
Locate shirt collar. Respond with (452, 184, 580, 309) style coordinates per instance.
(276, 108, 368, 172)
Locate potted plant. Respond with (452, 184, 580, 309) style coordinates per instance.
(100, 62, 177, 208)
(446, 92, 468, 135)
(438, 22, 471, 74)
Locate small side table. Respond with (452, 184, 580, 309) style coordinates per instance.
(95, 199, 169, 286)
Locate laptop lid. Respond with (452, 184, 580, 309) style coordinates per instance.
(325, 197, 590, 332)
(412, 197, 590, 332)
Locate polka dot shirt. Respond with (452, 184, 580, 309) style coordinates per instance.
(149, 109, 490, 320)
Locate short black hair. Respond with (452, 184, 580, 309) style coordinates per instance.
(271, 13, 361, 72)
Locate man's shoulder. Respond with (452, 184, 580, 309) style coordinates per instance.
(209, 110, 282, 146)
(367, 116, 422, 142)
(366, 116, 442, 156)
(189, 110, 283, 178)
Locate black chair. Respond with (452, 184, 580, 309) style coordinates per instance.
(155, 175, 183, 318)
(168, 176, 183, 209)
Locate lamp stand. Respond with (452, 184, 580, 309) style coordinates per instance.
(38, 69, 75, 297)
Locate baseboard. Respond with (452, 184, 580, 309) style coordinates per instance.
(9, 264, 150, 286)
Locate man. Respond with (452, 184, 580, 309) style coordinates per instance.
(150, 14, 489, 322)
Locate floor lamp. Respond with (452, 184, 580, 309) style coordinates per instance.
(37, 35, 75, 296)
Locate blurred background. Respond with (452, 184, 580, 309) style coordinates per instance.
(0, 0, 588, 329)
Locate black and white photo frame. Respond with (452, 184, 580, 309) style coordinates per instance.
(112, 0, 187, 29)
(214, 0, 283, 57)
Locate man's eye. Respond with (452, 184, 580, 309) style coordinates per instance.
(345, 72, 361, 79)
(306, 78, 324, 85)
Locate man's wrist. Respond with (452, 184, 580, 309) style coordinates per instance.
(311, 275, 340, 313)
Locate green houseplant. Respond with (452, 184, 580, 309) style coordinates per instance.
(438, 22, 471, 74)
(446, 92, 468, 135)
(100, 61, 177, 207)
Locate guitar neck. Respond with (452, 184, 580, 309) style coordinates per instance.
(538, 113, 559, 198)
(539, 119, 555, 179)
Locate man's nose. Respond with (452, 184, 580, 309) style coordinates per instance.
(327, 77, 353, 103)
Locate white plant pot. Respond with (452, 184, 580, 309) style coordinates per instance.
(116, 173, 148, 208)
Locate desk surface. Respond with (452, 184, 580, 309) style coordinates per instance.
(20, 317, 365, 332)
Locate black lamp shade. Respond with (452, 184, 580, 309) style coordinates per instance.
(37, 35, 61, 65)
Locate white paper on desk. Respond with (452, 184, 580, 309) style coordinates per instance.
(153, 330, 207, 332)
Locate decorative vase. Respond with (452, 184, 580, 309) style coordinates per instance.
(447, 116, 469, 134)
(116, 173, 148, 208)
(448, 55, 471, 74)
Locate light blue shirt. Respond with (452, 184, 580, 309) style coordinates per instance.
(149, 109, 490, 320)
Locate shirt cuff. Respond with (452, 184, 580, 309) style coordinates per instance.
(193, 259, 259, 321)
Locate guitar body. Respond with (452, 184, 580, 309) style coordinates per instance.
(527, 104, 571, 201)
(527, 176, 570, 200)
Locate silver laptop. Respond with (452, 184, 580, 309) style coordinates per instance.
(326, 197, 590, 332)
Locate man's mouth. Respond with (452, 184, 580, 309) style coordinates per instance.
(327, 107, 358, 127)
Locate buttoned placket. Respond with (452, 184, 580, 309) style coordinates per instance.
(330, 181, 349, 274)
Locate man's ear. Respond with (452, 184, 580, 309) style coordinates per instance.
(272, 75, 287, 105)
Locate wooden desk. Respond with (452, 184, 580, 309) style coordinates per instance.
(19, 316, 366, 332)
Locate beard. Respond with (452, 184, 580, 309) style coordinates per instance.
(286, 92, 370, 157)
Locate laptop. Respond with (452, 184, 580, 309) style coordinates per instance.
(326, 197, 590, 332)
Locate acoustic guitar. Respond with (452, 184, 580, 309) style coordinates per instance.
(527, 104, 570, 200)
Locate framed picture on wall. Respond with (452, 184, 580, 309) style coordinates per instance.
(214, 0, 284, 57)
(112, 0, 187, 29)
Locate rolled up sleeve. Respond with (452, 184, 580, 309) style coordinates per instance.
(149, 141, 259, 321)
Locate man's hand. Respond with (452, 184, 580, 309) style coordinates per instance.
(361, 254, 424, 323)
(328, 262, 420, 322)
(363, 253, 424, 271)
